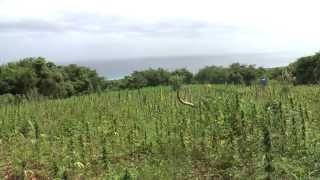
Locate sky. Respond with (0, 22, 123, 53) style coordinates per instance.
(1, 0, 320, 70)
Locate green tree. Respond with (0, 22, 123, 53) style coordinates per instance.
(0, 57, 106, 99)
(240, 65, 257, 86)
(228, 63, 243, 84)
(171, 68, 193, 84)
(126, 71, 148, 89)
(290, 53, 320, 84)
(195, 66, 228, 84)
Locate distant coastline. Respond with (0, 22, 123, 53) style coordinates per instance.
(76, 52, 302, 79)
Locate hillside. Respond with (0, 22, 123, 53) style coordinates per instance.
(1, 85, 320, 179)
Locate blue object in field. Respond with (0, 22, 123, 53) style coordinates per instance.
(260, 77, 268, 86)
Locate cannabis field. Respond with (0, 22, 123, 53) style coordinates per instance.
(1, 85, 320, 179)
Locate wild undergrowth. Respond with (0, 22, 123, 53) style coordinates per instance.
(0, 85, 320, 179)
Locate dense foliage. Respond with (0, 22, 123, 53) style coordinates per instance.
(265, 67, 287, 81)
(195, 63, 261, 85)
(289, 52, 320, 84)
(0, 58, 267, 101)
(118, 52, 320, 88)
(1, 53, 320, 178)
(0, 57, 106, 99)
(119, 64, 265, 90)
(0, 85, 320, 179)
(1, 52, 320, 103)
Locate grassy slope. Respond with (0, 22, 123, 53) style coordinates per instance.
(0, 85, 320, 179)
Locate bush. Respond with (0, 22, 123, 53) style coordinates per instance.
(0, 57, 107, 99)
(0, 93, 16, 105)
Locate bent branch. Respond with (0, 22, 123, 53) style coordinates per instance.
(177, 89, 195, 107)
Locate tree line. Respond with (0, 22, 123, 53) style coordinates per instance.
(0, 52, 319, 102)
(0, 57, 105, 103)
(107, 63, 266, 90)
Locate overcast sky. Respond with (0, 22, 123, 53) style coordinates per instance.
(1, 0, 320, 65)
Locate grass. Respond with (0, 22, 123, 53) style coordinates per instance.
(1, 84, 320, 179)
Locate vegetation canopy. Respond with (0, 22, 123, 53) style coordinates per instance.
(0, 53, 320, 178)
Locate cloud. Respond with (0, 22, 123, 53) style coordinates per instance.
(0, 19, 63, 33)
(0, 13, 240, 39)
